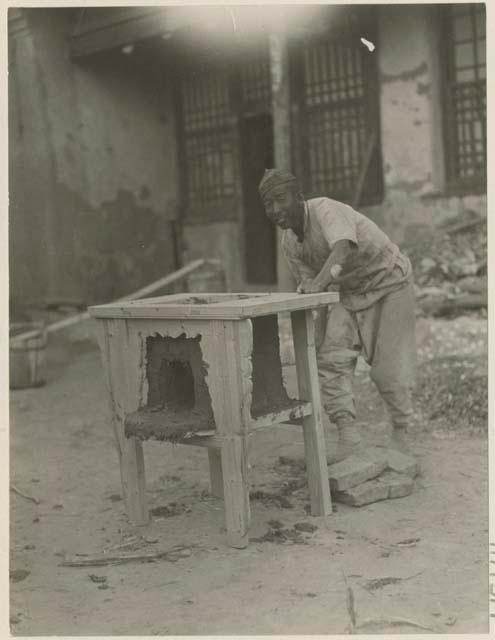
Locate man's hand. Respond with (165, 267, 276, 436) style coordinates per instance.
(297, 278, 326, 294)
(297, 277, 313, 293)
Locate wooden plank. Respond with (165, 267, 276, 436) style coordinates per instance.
(60, 545, 191, 567)
(89, 292, 339, 320)
(91, 290, 333, 313)
(217, 320, 253, 436)
(291, 309, 332, 516)
(126, 399, 311, 441)
(207, 448, 224, 498)
(125, 401, 312, 448)
(94, 321, 124, 456)
(10, 259, 218, 344)
(203, 320, 253, 548)
(49, 260, 214, 332)
(71, 8, 167, 58)
(176, 434, 222, 448)
(251, 401, 312, 429)
(96, 319, 149, 525)
(116, 260, 220, 301)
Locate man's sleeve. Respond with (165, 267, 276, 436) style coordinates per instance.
(282, 236, 316, 285)
(317, 201, 358, 250)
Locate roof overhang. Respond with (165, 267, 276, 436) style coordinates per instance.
(68, 5, 329, 59)
(70, 6, 190, 58)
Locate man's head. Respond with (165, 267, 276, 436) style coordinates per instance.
(258, 168, 305, 235)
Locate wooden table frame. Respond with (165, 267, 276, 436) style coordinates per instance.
(90, 292, 338, 548)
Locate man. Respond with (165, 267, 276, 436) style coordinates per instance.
(259, 168, 417, 456)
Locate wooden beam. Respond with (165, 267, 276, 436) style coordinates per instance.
(352, 131, 377, 210)
(269, 28, 296, 293)
(10, 259, 219, 343)
(208, 320, 253, 548)
(70, 8, 167, 58)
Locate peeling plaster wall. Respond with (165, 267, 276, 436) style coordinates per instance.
(364, 5, 486, 245)
(9, 8, 179, 306)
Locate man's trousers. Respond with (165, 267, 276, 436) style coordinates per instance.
(316, 282, 417, 428)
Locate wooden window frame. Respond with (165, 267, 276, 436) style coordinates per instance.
(292, 8, 384, 207)
(176, 42, 272, 225)
(176, 62, 240, 224)
(441, 3, 486, 195)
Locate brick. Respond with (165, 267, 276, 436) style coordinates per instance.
(328, 455, 387, 492)
(334, 479, 389, 506)
(378, 471, 414, 499)
(386, 450, 419, 478)
(334, 471, 415, 507)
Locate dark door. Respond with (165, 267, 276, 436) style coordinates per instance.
(241, 114, 276, 284)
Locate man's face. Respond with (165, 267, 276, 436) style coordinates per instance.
(262, 184, 304, 231)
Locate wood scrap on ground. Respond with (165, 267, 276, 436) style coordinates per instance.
(356, 617, 439, 633)
(363, 570, 424, 592)
(60, 545, 192, 567)
(341, 572, 357, 634)
(10, 484, 40, 505)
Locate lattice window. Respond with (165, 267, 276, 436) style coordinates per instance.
(299, 14, 382, 205)
(181, 70, 236, 213)
(443, 3, 486, 191)
(182, 73, 231, 133)
(240, 48, 271, 115)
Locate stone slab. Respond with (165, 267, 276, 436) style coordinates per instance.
(385, 450, 420, 478)
(328, 455, 387, 492)
(379, 470, 415, 499)
(334, 470, 414, 507)
(334, 480, 389, 506)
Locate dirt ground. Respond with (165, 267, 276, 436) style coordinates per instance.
(10, 315, 488, 635)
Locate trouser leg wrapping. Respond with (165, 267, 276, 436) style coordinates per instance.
(317, 303, 360, 422)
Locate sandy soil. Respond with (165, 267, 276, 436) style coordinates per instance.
(9, 317, 488, 635)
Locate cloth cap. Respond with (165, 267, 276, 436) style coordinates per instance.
(258, 168, 297, 199)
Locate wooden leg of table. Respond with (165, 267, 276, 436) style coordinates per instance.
(201, 320, 253, 548)
(96, 319, 149, 526)
(208, 448, 224, 498)
(291, 309, 332, 516)
(120, 436, 148, 525)
(220, 435, 250, 548)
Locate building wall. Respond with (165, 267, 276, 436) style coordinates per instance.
(9, 6, 487, 304)
(180, 5, 488, 291)
(365, 4, 486, 245)
(9, 8, 179, 306)
(181, 221, 243, 291)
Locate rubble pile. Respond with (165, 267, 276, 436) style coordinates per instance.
(403, 211, 487, 317)
(414, 354, 488, 434)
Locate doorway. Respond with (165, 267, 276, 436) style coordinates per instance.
(240, 114, 276, 285)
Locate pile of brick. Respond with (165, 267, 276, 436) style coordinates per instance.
(403, 211, 487, 317)
(328, 449, 419, 507)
